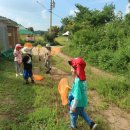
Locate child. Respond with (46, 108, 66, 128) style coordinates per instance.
(44, 44, 51, 74)
(13, 44, 23, 77)
(68, 57, 97, 130)
(21, 47, 34, 84)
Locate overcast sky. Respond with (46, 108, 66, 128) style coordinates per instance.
(0, 0, 129, 31)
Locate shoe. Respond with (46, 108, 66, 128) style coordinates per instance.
(31, 80, 35, 84)
(90, 122, 97, 130)
(46, 71, 50, 74)
(16, 74, 18, 77)
(25, 79, 29, 84)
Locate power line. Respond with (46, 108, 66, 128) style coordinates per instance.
(37, 1, 49, 11)
(36, 0, 62, 19)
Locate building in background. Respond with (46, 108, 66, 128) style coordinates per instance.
(0, 16, 18, 52)
(18, 25, 35, 42)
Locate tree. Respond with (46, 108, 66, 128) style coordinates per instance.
(61, 16, 74, 32)
(51, 26, 60, 36)
(27, 27, 34, 32)
(90, 4, 115, 26)
(74, 4, 91, 23)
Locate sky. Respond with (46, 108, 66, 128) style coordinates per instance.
(0, 0, 129, 31)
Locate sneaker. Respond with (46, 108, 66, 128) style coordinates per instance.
(46, 71, 50, 74)
(25, 79, 29, 84)
(16, 74, 18, 77)
(90, 122, 97, 130)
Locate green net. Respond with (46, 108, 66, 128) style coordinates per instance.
(1, 48, 13, 60)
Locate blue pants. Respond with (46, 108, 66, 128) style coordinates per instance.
(23, 69, 32, 80)
(70, 107, 92, 128)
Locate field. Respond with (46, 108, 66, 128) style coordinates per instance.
(0, 40, 130, 129)
(0, 56, 110, 130)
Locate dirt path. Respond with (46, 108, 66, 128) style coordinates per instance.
(89, 90, 130, 130)
(32, 46, 130, 130)
(54, 47, 130, 130)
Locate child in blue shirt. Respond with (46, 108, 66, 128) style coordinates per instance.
(68, 57, 97, 130)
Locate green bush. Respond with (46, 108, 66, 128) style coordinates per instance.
(60, 4, 130, 74)
(112, 48, 130, 73)
(19, 39, 26, 46)
(45, 33, 57, 45)
(33, 40, 47, 46)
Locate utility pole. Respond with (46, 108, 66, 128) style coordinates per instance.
(50, 0, 52, 33)
(50, 0, 55, 33)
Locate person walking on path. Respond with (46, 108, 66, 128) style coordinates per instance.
(68, 57, 97, 130)
(13, 44, 23, 77)
(44, 44, 51, 74)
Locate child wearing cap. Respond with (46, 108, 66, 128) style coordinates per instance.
(44, 44, 51, 74)
(22, 47, 35, 84)
(68, 57, 97, 130)
(13, 44, 23, 77)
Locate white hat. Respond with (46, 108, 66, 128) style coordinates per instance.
(21, 47, 31, 54)
(46, 44, 50, 47)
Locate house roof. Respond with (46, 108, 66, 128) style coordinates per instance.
(18, 24, 34, 35)
(0, 16, 18, 27)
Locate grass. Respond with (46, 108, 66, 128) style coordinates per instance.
(0, 56, 111, 130)
(51, 54, 130, 129)
(1, 44, 130, 130)
(86, 65, 130, 111)
(0, 58, 69, 130)
(51, 55, 111, 129)
(54, 36, 130, 112)
(51, 55, 70, 73)
(54, 36, 70, 46)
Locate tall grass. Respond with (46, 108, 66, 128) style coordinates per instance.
(54, 36, 70, 46)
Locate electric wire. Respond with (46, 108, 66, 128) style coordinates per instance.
(36, 0, 62, 19)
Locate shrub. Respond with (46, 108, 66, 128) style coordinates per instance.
(44, 33, 57, 45)
(19, 39, 26, 46)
